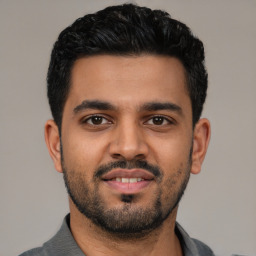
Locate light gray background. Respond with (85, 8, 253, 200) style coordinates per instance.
(1, 1, 255, 256)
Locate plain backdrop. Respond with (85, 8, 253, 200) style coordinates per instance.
(1, 1, 255, 256)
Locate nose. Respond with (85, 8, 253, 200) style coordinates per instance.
(109, 120, 149, 161)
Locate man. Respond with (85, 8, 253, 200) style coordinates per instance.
(20, 3, 212, 256)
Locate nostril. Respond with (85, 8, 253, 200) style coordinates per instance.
(134, 154, 146, 160)
(111, 153, 146, 161)
(108, 134, 149, 160)
(111, 153, 123, 159)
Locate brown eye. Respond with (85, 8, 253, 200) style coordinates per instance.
(85, 115, 109, 125)
(91, 116, 103, 124)
(152, 116, 164, 125)
(145, 116, 171, 126)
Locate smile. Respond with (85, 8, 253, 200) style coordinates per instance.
(101, 169, 154, 194)
(112, 177, 144, 183)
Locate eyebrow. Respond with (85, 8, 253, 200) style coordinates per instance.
(140, 102, 182, 114)
(73, 100, 182, 115)
(73, 100, 116, 114)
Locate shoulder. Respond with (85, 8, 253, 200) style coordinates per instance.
(18, 215, 68, 256)
(191, 238, 215, 255)
(175, 222, 215, 256)
(19, 247, 47, 256)
(18, 214, 84, 256)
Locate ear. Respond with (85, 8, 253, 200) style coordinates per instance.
(190, 118, 211, 175)
(44, 120, 63, 173)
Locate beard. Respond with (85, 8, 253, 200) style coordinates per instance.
(62, 155, 191, 238)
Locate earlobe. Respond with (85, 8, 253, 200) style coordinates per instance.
(44, 120, 63, 173)
(191, 118, 211, 175)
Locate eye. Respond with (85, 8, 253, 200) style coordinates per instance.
(145, 116, 172, 126)
(83, 115, 110, 125)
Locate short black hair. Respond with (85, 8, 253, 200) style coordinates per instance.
(47, 3, 207, 128)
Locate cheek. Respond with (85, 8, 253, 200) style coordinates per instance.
(151, 136, 191, 170)
(62, 130, 108, 171)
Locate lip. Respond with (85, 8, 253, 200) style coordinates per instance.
(101, 168, 155, 180)
(102, 168, 155, 194)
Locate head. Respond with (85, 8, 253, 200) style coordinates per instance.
(47, 3, 207, 130)
(45, 4, 210, 238)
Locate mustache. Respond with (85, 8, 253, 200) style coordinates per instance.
(94, 160, 162, 180)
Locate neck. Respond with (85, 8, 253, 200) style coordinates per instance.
(69, 200, 183, 256)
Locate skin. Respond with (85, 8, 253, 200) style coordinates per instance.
(45, 55, 210, 256)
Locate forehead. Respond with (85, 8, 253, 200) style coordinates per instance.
(66, 55, 190, 113)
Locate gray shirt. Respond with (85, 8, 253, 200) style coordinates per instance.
(19, 214, 215, 256)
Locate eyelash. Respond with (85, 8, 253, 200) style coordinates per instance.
(81, 114, 174, 127)
(145, 115, 174, 126)
(81, 115, 112, 125)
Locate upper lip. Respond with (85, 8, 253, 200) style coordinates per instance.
(101, 169, 155, 180)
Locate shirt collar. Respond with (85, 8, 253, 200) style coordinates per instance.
(46, 215, 213, 256)
(44, 214, 84, 256)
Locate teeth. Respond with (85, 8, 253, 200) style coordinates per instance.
(121, 178, 129, 183)
(129, 178, 137, 183)
(115, 178, 143, 183)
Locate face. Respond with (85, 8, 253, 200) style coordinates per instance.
(46, 55, 209, 236)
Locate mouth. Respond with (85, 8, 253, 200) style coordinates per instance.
(101, 169, 155, 194)
(108, 177, 144, 183)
